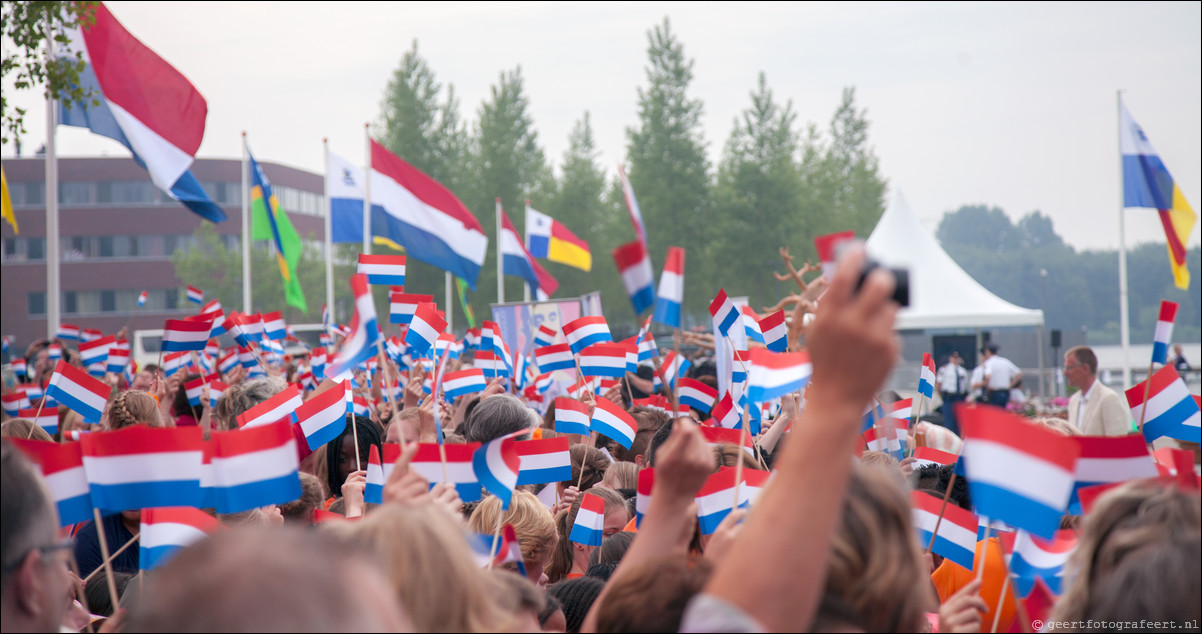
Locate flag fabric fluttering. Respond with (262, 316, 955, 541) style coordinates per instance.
(568, 492, 607, 546)
(46, 360, 109, 423)
(678, 378, 718, 414)
(758, 310, 788, 353)
(357, 254, 407, 286)
(695, 467, 771, 535)
(390, 291, 433, 325)
(186, 285, 204, 304)
(1005, 529, 1078, 598)
(235, 385, 303, 429)
(708, 289, 740, 337)
(910, 490, 978, 570)
(578, 343, 628, 378)
(408, 443, 483, 502)
(919, 353, 936, 399)
(514, 437, 572, 485)
(209, 420, 301, 513)
(80, 426, 205, 511)
(652, 247, 685, 328)
(325, 274, 382, 381)
(500, 207, 558, 300)
(1125, 366, 1201, 443)
(8, 438, 93, 526)
(162, 318, 212, 352)
(137, 290, 148, 307)
(553, 398, 591, 436)
(562, 316, 612, 355)
(56, 2, 225, 222)
(293, 382, 349, 450)
(591, 398, 638, 449)
(612, 240, 655, 315)
(249, 151, 307, 311)
(404, 303, 447, 356)
(472, 431, 523, 510)
(1068, 434, 1158, 513)
(525, 203, 592, 271)
(1120, 102, 1196, 289)
(617, 164, 647, 245)
(1151, 300, 1178, 365)
(139, 507, 219, 570)
(746, 349, 812, 403)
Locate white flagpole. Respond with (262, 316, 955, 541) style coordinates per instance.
(363, 123, 372, 256)
(323, 138, 335, 322)
(446, 271, 454, 332)
(45, 28, 60, 339)
(1116, 91, 1132, 388)
(496, 198, 504, 304)
(241, 131, 252, 312)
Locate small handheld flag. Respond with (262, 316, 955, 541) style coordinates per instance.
(569, 492, 607, 546)
(613, 240, 655, 314)
(918, 353, 936, 399)
(652, 247, 685, 328)
(140, 507, 218, 570)
(708, 289, 740, 337)
(137, 290, 148, 307)
(553, 398, 591, 436)
(562, 316, 612, 355)
(1151, 300, 1178, 365)
(45, 360, 109, 423)
(591, 398, 637, 449)
(514, 437, 572, 485)
(1125, 366, 1200, 443)
(472, 431, 523, 510)
(357, 253, 407, 286)
(186, 285, 204, 304)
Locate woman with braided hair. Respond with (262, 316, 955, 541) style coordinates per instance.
(106, 390, 167, 430)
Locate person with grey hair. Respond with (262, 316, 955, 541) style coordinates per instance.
(464, 394, 538, 444)
(212, 376, 289, 431)
(2, 441, 72, 633)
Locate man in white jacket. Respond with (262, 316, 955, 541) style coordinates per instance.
(1064, 346, 1131, 436)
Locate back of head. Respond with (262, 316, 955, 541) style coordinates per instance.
(107, 390, 163, 430)
(278, 472, 328, 525)
(595, 554, 713, 633)
(715, 444, 761, 471)
(466, 394, 536, 444)
(1, 419, 54, 442)
(469, 491, 558, 570)
(912, 463, 972, 511)
(548, 576, 605, 633)
(601, 461, 639, 489)
(213, 377, 287, 431)
(564, 444, 609, 492)
(122, 526, 409, 633)
(1051, 480, 1201, 628)
(588, 531, 635, 567)
(812, 462, 932, 632)
(353, 504, 509, 633)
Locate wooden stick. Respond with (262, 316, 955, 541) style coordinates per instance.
(909, 392, 927, 458)
(1137, 361, 1155, 434)
(81, 532, 140, 585)
(487, 508, 504, 569)
(926, 471, 960, 554)
(671, 329, 681, 416)
(25, 396, 49, 440)
(991, 566, 1012, 633)
(91, 509, 121, 613)
(976, 520, 993, 583)
(347, 412, 361, 472)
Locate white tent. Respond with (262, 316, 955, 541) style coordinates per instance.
(865, 191, 1044, 330)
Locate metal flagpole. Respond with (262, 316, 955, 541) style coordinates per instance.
(496, 198, 504, 304)
(241, 132, 252, 312)
(363, 123, 372, 256)
(45, 29, 60, 340)
(1116, 90, 1132, 388)
(323, 138, 335, 322)
(445, 272, 454, 332)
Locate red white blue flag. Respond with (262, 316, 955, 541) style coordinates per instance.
(562, 316, 612, 355)
(472, 432, 523, 509)
(1126, 365, 1201, 443)
(652, 247, 685, 328)
(9, 438, 93, 526)
(613, 240, 655, 314)
(210, 420, 301, 513)
(326, 274, 382, 381)
(46, 360, 108, 423)
(140, 507, 218, 570)
(357, 253, 407, 286)
(80, 426, 205, 511)
(1151, 300, 1179, 365)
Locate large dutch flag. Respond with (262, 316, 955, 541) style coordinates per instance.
(139, 507, 219, 571)
(9, 438, 94, 526)
(1126, 365, 1201, 443)
(209, 420, 301, 514)
(500, 207, 558, 300)
(959, 405, 1080, 539)
(57, 3, 224, 222)
(80, 426, 205, 512)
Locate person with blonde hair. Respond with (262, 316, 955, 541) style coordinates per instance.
(1050, 479, 1200, 629)
(598, 460, 638, 491)
(0, 419, 54, 442)
(547, 487, 629, 584)
(349, 503, 514, 632)
(469, 491, 559, 587)
(106, 390, 166, 430)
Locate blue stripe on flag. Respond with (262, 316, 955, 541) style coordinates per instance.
(56, 494, 94, 527)
(516, 464, 572, 486)
(967, 482, 1063, 540)
(1143, 397, 1201, 443)
(45, 386, 102, 423)
(215, 473, 303, 514)
(90, 481, 202, 513)
(140, 544, 184, 571)
(372, 206, 483, 290)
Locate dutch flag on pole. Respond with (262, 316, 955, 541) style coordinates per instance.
(404, 303, 447, 356)
(19, 408, 60, 436)
(678, 378, 718, 415)
(1005, 529, 1077, 597)
(208, 381, 228, 408)
(210, 420, 301, 513)
(80, 426, 205, 512)
(137, 290, 148, 307)
(326, 274, 382, 381)
(183, 375, 215, 408)
(162, 318, 213, 353)
(474, 350, 510, 379)
(55, 324, 81, 342)
(919, 353, 936, 399)
(695, 467, 770, 535)
(657, 350, 691, 391)
(107, 340, 130, 373)
(500, 207, 558, 299)
(162, 351, 191, 378)
(553, 398, 592, 436)
(578, 343, 629, 378)
(473, 434, 523, 509)
(708, 289, 740, 337)
(1069, 435, 1158, 513)
(1126, 365, 1201, 443)
(569, 492, 607, 546)
(746, 348, 812, 403)
(709, 392, 741, 429)
(911, 490, 978, 571)
(742, 306, 765, 344)
(47, 344, 62, 362)
(78, 335, 115, 367)
(958, 404, 1080, 539)
(409, 443, 483, 502)
(635, 468, 655, 528)
(652, 247, 685, 328)
(186, 285, 204, 304)
(364, 445, 387, 504)
(357, 254, 407, 286)
(390, 291, 433, 325)
(139, 507, 219, 571)
(4, 392, 31, 418)
(591, 398, 638, 450)
(293, 382, 348, 451)
(758, 310, 788, 353)
(1151, 300, 1179, 365)
(515, 437, 572, 485)
(562, 316, 612, 355)
(534, 343, 575, 373)
(80, 328, 102, 343)
(46, 360, 109, 423)
(534, 325, 558, 348)
(442, 368, 488, 400)
(9, 438, 94, 526)
(261, 311, 287, 341)
(235, 385, 303, 430)
(613, 240, 655, 315)
(912, 446, 959, 470)
(863, 426, 901, 458)
(217, 350, 238, 375)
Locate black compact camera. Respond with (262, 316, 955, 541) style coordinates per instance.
(856, 260, 909, 307)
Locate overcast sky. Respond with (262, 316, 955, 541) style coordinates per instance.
(5, 1, 1199, 250)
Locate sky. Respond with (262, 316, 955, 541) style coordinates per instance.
(4, 1, 1200, 251)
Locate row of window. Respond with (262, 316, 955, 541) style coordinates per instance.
(4, 234, 329, 262)
(27, 289, 184, 317)
(6, 180, 326, 217)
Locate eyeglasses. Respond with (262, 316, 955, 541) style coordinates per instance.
(1, 538, 73, 573)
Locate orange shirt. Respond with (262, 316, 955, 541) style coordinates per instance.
(931, 537, 1016, 631)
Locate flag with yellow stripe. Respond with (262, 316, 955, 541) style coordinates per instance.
(249, 152, 307, 312)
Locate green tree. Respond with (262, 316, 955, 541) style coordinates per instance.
(374, 39, 470, 308)
(817, 87, 887, 239)
(626, 17, 711, 322)
(711, 72, 804, 311)
(462, 66, 552, 312)
(2, 1, 99, 147)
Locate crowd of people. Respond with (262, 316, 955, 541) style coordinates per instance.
(2, 248, 1199, 633)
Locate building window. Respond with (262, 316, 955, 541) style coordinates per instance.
(98, 235, 115, 258)
(63, 291, 77, 314)
(100, 290, 116, 312)
(59, 182, 94, 205)
(165, 288, 179, 308)
(28, 292, 46, 317)
(26, 237, 44, 261)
